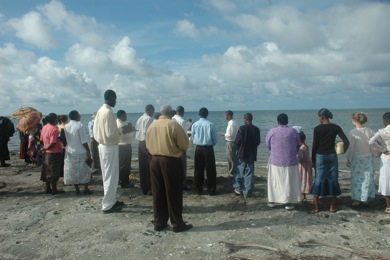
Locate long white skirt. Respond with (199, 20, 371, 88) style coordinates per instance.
(268, 164, 301, 204)
(64, 151, 91, 185)
(378, 159, 390, 196)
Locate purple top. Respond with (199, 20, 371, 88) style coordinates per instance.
(266, 125, 300, 166)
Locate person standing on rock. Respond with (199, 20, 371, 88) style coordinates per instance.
(172, 105, 190, 191)
(191, 107, 218, 196)
(93, 89, 132, 214)
(40, 113, 64, 195)
(135, 104, 155, 195)
(266, 113, 301, 210)
(146, 104, 192, 232)
(221, 110, 239, 178)
(233, 113, 260, 199)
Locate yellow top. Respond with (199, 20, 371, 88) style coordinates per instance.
(146, 115, 189, 158)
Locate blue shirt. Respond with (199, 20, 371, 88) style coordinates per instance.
(191, 118, 218, 146)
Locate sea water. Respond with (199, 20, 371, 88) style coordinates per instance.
(7, 108, 389, 171)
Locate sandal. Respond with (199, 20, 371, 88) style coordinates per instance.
(310, 209, 319, 214)
(385, 208, 390, 214)
(329, 208, 338, 213)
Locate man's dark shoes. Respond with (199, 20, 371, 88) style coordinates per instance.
(154, 224, 168, 231)
(172, 224, 193, 233)
(102, 201, 125, 214)
(183, 185, 191, 191)
(121, 183, 134, 189)
(208, 191, 218, 196)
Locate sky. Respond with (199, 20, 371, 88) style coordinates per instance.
(0, 0, 389, 115)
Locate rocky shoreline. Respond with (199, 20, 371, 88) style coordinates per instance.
(1, 150, 390, 259)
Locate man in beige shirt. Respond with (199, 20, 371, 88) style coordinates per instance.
(146, 104, 192, 232)
(94, 90, 132, 214)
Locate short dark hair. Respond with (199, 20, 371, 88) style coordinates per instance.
(68, 110, 79, 120)
(58, 114, 68, 124)
(145, 104, 154, 112)
(299, 131, 306, 142)
(225, 110, 233, 117)
(117, 110, 126, 117)
(318, 108, 333, 119)
(199, 107, 209, 118)
(277, 113, 288, 125)
(244, 113, 253, 122)
(176, 106, 184, 113)
(47, 113, 58, 125)
(104, 89, 116, 101)
(383, 112, 390, 121)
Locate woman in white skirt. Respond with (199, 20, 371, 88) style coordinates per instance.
(369, 112, 390, 214)
(346, 112, 376, 206)
(266, 113, 301, 210)
(63, 110, 93, 195)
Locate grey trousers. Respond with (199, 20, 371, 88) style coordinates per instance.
(226, 141, 238, 177)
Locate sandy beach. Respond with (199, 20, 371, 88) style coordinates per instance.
(1, 150, 390, 260)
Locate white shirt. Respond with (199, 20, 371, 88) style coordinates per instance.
(172, 114, 186, 131)
(64, 120, 89, 154)
(135, 113, 153, 141)
(93, 104, 122, 145)
(117, 118, 132, 145)
(225, 119, 239, 142)
(346, 127, 375, 160)
(88, 120, 94, 138)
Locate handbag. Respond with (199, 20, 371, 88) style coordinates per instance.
(335, 141, 344, 154)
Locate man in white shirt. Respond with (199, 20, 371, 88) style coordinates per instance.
(93, 90, 132, 213)
(172, 105, 190, 191)
(135, 104, 155, 195)
(223, 110, 239, 177)
(88, 112, 100, 173)
(116, 110, 135, 188)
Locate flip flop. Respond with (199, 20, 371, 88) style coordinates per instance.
(329, 208, 338, 213)
(385, 208, 390, 214)
(310, 209, 319, 214)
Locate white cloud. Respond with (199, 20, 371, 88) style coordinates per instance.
(204, 0, 236, 13)
(1, 1, 389, 114)
(0, 43, 99, 113)
(37, 0, 106, 47)
(7, 11, 57, 49)
(174, 20, 199, 39)
(65, 44, 110, 74)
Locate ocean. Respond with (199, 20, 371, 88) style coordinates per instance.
(7, 108, 389, 171)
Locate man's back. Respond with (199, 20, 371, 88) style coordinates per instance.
(191, 118, 217, 146)
(146, 117, 189, 158)
(93, 104, 119, 145)
(135, 113, 153, 141)
(236, 124, 260, 162)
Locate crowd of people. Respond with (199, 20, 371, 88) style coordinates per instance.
(1, 90, 389, 232)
